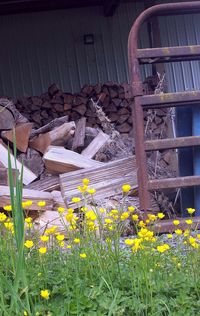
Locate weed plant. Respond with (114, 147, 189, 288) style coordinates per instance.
(1, 150, 200, 315)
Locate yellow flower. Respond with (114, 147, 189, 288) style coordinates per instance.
(128, 206, 135, 212)
(57, 207, 65, 214)
(74, 238, 80, 244)
(58, 241, 65, 248)
(25, 200, 33, 207)
(185, 219, 193, 225)
(81, 206, 88, 212)
(25, 217, 32, 223)
(124, 239, 135, 246)
(105, 218, 113, 224)
(40, 289, 50, 300)
(77, 185, 88, 193)
(86, 188, 96, 195)
(197, 234, 200, 240)
(82, 178, 90, 186)
(80, 253, 87, 258)
(175, 229, 182, 235)
(24, 240, 34, 249)
(39, 247, 47, 254)
(120, 212, 129, 221)
(0, 212, 7, 222)
(45, 226, 57, 235)
(67, 208, 74, 213)
(37, 201, 46, 207)
(187, 208, 195, 215)
(71, 197, 81, 203)
(56, 234, 65, 241)
(184, 229, 190, 237)
(99, 208, 106, 213)
(138, 220, 146, 228)
(157, 244, 170, 253)
(3, 205, 12, 212)
(147, 214, 157, 221)
(173, 220, 180, 226)
(66, 245, 72, 249)
(4, 221, 14, 232)
(85, 210, 97, 221)
(167, 234, 173, 239)
(122, 184, 131, 193)
(24, 311, 28, 316)
(157, 212, 165, 219)
(40, 235, 49, 242)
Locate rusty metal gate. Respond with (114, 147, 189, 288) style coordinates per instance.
(128, 1, 200, 212)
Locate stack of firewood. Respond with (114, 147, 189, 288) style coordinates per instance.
(15, 83, 169, 138)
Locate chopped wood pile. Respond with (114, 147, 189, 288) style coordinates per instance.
(0, 82, 177, 230)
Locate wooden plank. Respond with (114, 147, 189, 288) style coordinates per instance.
(145, 135, 200, 151)
(81, 131, 110, 158)
(148, 175, 200, 190)
(60, 156, 137, 208)
(30, 115, 69, 138)
(0, 140, 37, 185)
(25, 175, 59, 191)
(72, 117, 86, 151)
(0, 185, 53, 211)
(1, 123, 33, 152)
(43, 145, 103, 174)
(0, 167, 18, 185)
(152, 216, 200, 234)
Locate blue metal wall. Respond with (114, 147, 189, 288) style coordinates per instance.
(0, 2, 150, 98)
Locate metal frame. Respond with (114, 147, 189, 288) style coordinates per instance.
(128, 1, 200, 211)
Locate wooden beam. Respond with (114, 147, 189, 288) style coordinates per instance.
(103, 0, 120, 16)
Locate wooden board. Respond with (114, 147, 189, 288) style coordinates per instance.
(72, 117, 86, 151)
(81, 131, 110, 158)
(60, 156, 137, 208)
(43, 146, 103, 174)
(0, 185, 53, 211)
(0, 141, 37, 185)
(25, 175, 60, 191)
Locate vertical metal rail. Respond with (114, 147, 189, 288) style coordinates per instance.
(128, 2, 200, 212)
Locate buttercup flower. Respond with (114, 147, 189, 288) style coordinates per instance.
(3, 205, 12, 212)
(157, 212, 165, 219)
(86, 188, 96, 195)
(187, 208, 195, 215)
(120, 212, 129, 221)
(74, 238, 80, 244)
(132, 214, 139, 221)
(40, 235, 49, 242)
(39, 247, 47, 254)
(82, 178, 90, 186)
(185, 219, 193, 225)
(0, 212, 7, 222)
(173, 220, 180, 226)
(57, 207, 65, 214)
(80, 253, 87, 258)
(56, 234, 65, 241)
(37, 201, 46, 207)
(175, 229, 182, 235)
(122, 184, 131, 193)
(40, 289, 50, 300)
(157, 244, 170, 253)
(24, 240, 34, 249)
(71, 197, 81, 203)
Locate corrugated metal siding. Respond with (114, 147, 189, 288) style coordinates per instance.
(157, 0, 200, 92)
(0, 2, 150, 98)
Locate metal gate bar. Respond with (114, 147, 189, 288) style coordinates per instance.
(128, 1, 200, 211)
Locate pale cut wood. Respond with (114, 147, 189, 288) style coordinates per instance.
(72, 117, 86, 151)
(81, 131, 110, 158)
(29, 122, 75, 154)
(0, 105, 15, 130)
(30, 115, 69, 138)
(34, 210, 69, 233)
(1, 123, 33, 152)
(43, 146, 103, 175)
(60, 156, 137, 208)
(0, 186, 53, 211)
(25, 175, 60, 191)
(0, 141, 37, 185)
(51, 190, 66, 209)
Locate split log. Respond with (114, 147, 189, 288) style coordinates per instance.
(81, 131, 110, 159)
(60, 156, 137, 208)
(17, 148, 44, 177)
(43, 145, 103, 174)
(72, 117, 86, 151)
(0, 186, 53, 211)
(0, 98, 28, 128)
(0, 140, 37, 185)
(29, 121, 75, 154)
(0, 167, 18, 186)
(1, 123, 33, 152)
(25, 175, 60, 192)
(30, 115, 69, 138)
